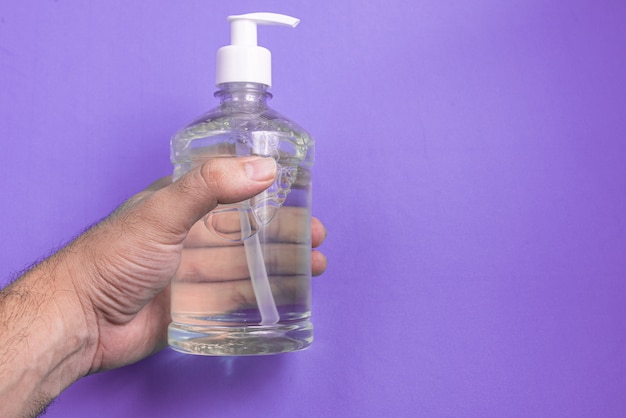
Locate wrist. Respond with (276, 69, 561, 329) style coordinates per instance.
(0, 252, 94, 416)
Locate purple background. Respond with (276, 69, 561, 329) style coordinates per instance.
(2, 1, 626, 416)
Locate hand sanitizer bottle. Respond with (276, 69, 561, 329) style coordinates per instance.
(168, 13, 315, 355)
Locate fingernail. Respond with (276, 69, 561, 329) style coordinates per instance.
(245, 157, 277, 181)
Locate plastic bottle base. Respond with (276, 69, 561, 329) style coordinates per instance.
(168, 321, 313, 356)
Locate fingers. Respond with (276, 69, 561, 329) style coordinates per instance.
(311, 250, 327, 276)
(311, 218, 327, 275)
(179, 206, 328, 278)
(137, 157, 277, 241)
(184, 209, 327, 248)
(176, 243, 326, 282)
(176, 243, 310, 282)
(311, 217, 326, 248)
(171, 275, 310, 319)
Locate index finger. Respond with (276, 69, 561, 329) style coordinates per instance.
(184, 207, 323, 248)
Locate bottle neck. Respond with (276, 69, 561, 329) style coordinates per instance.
(215, 82, 272, 106)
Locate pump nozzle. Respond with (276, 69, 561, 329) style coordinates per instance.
(216, 12, 300, 87)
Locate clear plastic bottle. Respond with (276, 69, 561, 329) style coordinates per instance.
(167, 13, 314, 355)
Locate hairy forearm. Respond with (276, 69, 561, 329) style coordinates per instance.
(0, 254, 93, 417)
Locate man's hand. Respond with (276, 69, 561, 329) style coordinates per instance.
(0, 157, 327, 417)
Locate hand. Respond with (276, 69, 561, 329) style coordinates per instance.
(0, 156, 327, 417)
(68, 156, 327, 371)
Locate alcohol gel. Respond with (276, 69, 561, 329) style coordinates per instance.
(168, 13, 315, 355)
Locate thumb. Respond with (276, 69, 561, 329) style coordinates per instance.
(139, 156, 277, 240)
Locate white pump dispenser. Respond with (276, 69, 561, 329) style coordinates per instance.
(216, 12, 300, 87)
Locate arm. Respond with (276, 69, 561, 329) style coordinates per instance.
(0, 255, 92, 417)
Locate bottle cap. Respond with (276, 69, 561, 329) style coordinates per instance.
(216, 12, 300, 87)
